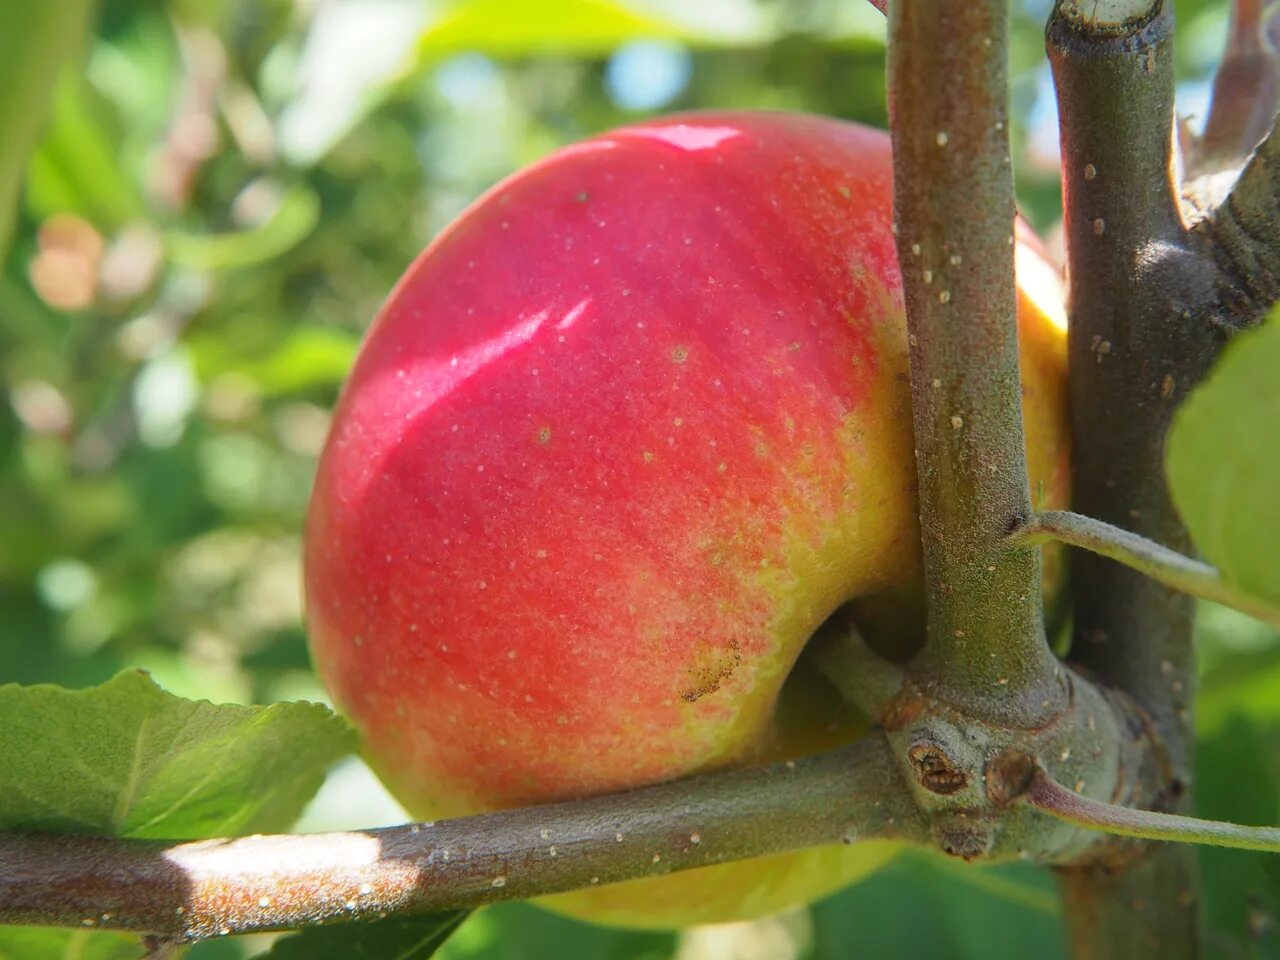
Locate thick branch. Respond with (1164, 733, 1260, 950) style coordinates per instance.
(1048, 1, 1211, 956)
(1011, 511, 1280, 629)
(0, 737, 924, 942)
(1048, 0, 1205, 788)
(888, 0, 1065, 726)
(1198, 114, 1280, 324)
(1058, 848, 1201, 960)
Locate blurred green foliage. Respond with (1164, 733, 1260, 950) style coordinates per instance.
(0, 1, 1275, 958)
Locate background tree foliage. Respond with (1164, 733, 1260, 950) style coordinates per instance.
(1, 1, 1275, 958)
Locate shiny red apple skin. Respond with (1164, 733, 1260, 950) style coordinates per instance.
(305, 111, 1069, 927)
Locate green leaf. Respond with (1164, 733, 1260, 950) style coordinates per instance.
(438, 902, 675, 960)
(807, 850, 1063, 960)
(0, 927, 141, 960)
(254, 911, 469, 960)
(0, 670, 355, 839)
(1195, 715, 1280, 956)
(1167, 317, 1280, 609)
(1199, 641, 1280, 738)
(0, 0, 96, 255)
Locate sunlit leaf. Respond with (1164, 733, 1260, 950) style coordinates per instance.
(1167, 316, 1280, 609)
(0, 0, 96, 255)
(0, 670, 354, 839)
(418, 0, 690, 61)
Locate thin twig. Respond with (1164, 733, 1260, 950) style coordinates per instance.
(1198, 0, 1280, 167)
(1010, 510, 1280, 630)
(0, 737, 924, 942)
(889, 0, 1064, 724)
(1025, 770, 1280, 853)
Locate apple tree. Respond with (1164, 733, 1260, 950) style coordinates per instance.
(2, 1, 1279, 959)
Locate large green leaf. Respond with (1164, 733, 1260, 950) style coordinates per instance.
(807, 850, 1063, 960)
(1197, 600, 1280, 737)
(1195, 715, 1280, 958)
(0, 670, 354, 839)
(254, 911, 469, 960)
(1166, 317, 1280, 609)
(1200, 655, 1280, 737)
(438, 902, 675, 960)
(0, 927, 141, 960)
(0, 1, 96, 256)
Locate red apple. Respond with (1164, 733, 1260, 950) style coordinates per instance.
(305, 111, 1069, 927)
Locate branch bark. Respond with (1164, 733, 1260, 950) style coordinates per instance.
(1197, 113, 1280, 325)
(1197, 0, 1280, 169)
(0, 737, 925, 942)
(807, 611, 906, 718)
(1047, 1, 1214, 956)
(888, 0, 1066, 728)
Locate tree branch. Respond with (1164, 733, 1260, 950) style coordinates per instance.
(1048, 1, 1214, 955)
(1197, 112, 1280, 326)
(1197, 0, 1280, 169)
(806, 610, 905, 719)
(888, 0, 1066, 727)
(1047, 0, 1208, 782)
(0, 737, 925, 942)
(1010, 511, 1280, 629)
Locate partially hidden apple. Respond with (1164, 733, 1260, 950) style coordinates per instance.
(304, 111, 1069, 928)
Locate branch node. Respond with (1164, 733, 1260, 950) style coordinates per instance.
(985, 750, 1038, 807)
(907, 742, 968, 796)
